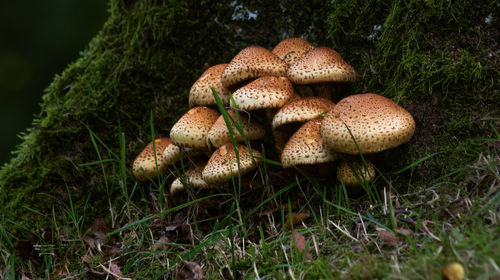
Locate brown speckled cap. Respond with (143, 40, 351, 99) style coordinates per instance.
(231, 76, 296, 110)
(287, 46, 356, 84)
(272, 96, 335, 129)
(170, 163, 212, 195)
(337, 158, 376, 186)
(321, 93, 416, 154)
(162, 142, 204, 166)
(202, 143, 262, 184)
(170, 106, 220, 149)
(272, 37, 314, 67)
(221, 46, 288, 88)
(132, 137, 172, 181)
(189, 64, 230, 108)
(207, 109, 265, 148)
(281, 119, 339, 168)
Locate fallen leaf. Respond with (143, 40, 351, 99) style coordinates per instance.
(83, 218, 113, 250)
(379, 230, 397, 246)
(258, 200, 299, 216)
(285, 209, 310, 229)
(109, 262, 123, 277)
(152, 236, 171, 252)
(175, 261, 203, 280)
(290, 230, 312, 259)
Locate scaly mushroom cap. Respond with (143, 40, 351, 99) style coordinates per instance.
(170, 106, 220, 149)
(337, 158, 376, 186)
(189, 64, 230, 107)
(207, 109, 266, 148)
(281, 119, 339, 168)
(287, 46, 356, 84)
(202, 143, 262, 184)
(221, 46, 288, 88)
(162, 142, 205, 166)
(321, 93, 416, 154)
(231, 76, 296, 110)
(272, 37, 315, 67)
(272, 96, 335, 129)
(132, 137, 172, 181)
(170, 163, 212, 195)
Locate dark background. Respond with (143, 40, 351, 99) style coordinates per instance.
(0, 1, 108, 165)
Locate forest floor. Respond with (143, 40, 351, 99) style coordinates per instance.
(1, 118, 499, 280)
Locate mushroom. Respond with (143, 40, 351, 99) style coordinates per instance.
(170, 106, 220, 149)
(281, 118, 339, 168)
(162, 142, 205, 167)
(320, 93, 416, 154)
(202, 143, 262, 184)
(132, 137, 173, 181)
(221, 46, 288, 88)
(336, 157, 376, 188)
(272, 37, 314, 67)
(189, 64, 231, 108)
(287, 46, 356, 84)
(230, 76, 296, 111)
(207, 109, 265, 148)
(170, 162, 213, 195)
(272, 96, 335, 129)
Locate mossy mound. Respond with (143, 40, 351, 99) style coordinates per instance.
(0, 0, 498, 234)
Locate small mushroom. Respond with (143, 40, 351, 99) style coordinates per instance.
(221, 46, 288, 88)
(132, 137, 172, 181)
(230, 76, 297, 111)
(272, 96, 335, 129)
(162, 142, 205, 167)
(207, 109, 265, 148)
(321, 93, 416, 154)
(272, 37, 314, 67)
(336, 157, 376, 187)
(170, 106, 220, 149)
(281, 118, 339, 168)
(202, 143, 262, 184)
(287, 46, 356, 84)
(189, 64, 231, 107)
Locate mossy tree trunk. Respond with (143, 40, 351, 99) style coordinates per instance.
(0, 0, 498, 233)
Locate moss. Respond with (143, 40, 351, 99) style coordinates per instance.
(0, 0, 336, 234)
(327, 0, 500, 182)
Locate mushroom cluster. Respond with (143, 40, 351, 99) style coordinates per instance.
(132, 37, 416, 200)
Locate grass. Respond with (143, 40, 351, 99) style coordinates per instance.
(1, 93, 499, 279)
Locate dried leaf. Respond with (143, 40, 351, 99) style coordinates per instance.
(291, 231, 312, 259)
(83, 218, 112, 250)
(379, 230, 397, 246)
(175, 261, 204, 280)
(109, 262, 123, 277)
(152, 236, 171, 252)
(285, 209, 310, 229)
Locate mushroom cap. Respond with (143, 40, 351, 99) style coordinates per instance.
(170, 163, 212, 195)
(170, 106, 220, 149)
(162, 142, 205, 166)
(132, 137, 172, 181)
(202, 143, 262, 184)
(272, 96, 335, 129)
(221, 46, 288, 88)
(207, 109, 266, 148)
(337, 158, 376, 186)
(281, 119, 339, 168)
(272, 37, 315, 66)
(231, 76, 296, 110)
(287, 46, 356, 84)
(189, 64, 230, 108)
(321, 93, 416, 154)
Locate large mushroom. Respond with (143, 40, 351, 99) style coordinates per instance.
(321, 93, 416, 154)
(272, 37, 314, 67)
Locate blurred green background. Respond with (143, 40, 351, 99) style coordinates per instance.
(0, 1, 108, 165)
